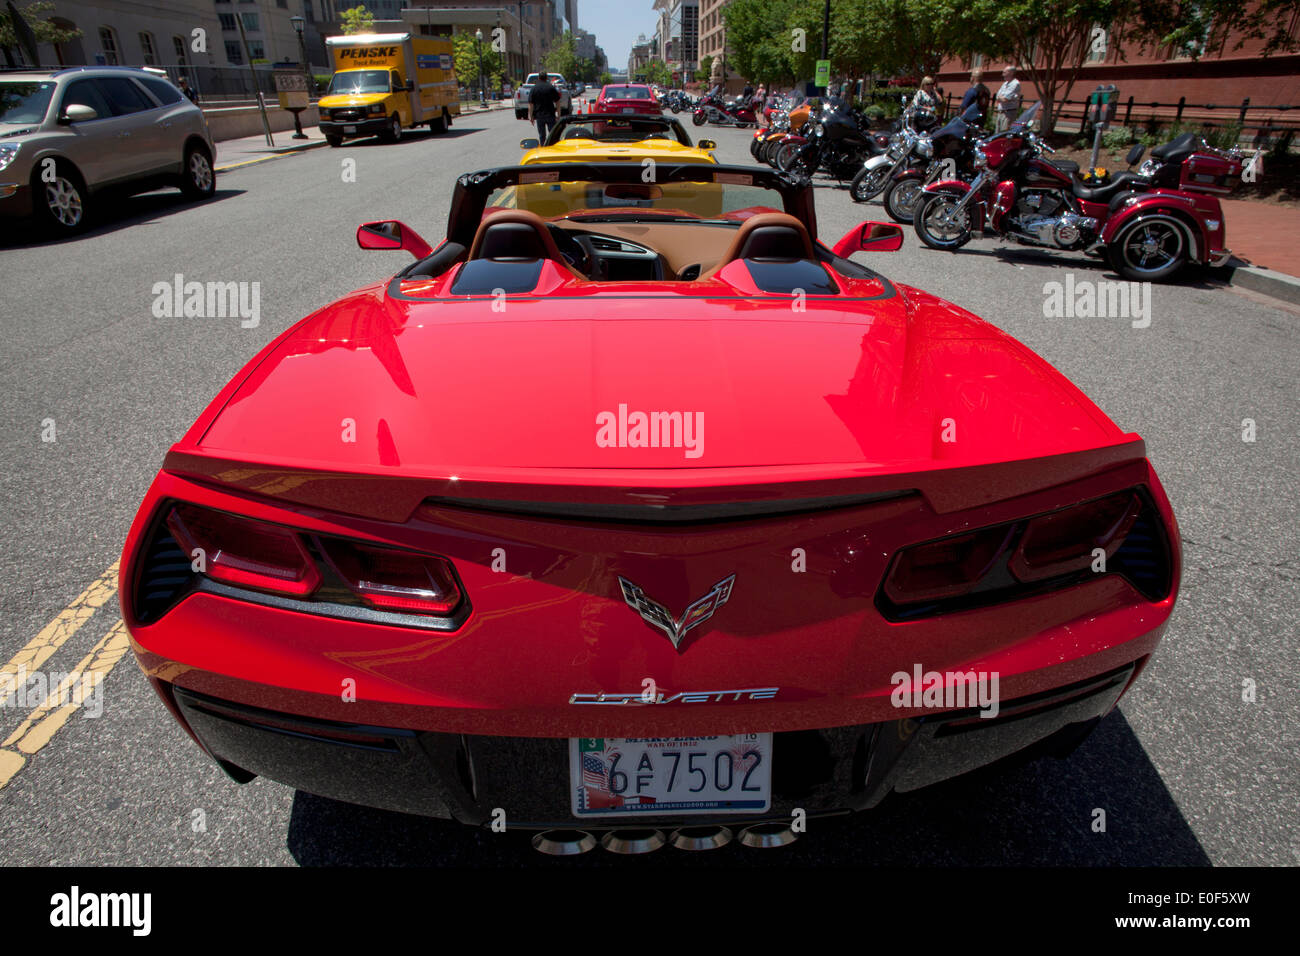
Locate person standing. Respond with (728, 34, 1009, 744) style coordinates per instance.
(960, 69, 990, 120)
(911, 76, 938, 114)
(995, 65, 1022, 132)
(527, 70, 561, 144)
(178, 76, 198, 105)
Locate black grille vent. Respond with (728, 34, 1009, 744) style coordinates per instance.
(134, 528, 196, 624)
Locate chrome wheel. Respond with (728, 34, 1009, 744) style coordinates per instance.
(44, 176, 83, 228)
(189, 151, 213, 192)
(885, 177, 924, 223)
(913, 194, 971, 250)
(1112, 218, 1186, 281)
(850, 164, 891, 202)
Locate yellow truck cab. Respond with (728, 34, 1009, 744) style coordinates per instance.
(318, 33, 459, 145)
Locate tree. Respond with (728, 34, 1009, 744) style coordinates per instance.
(598, 71, 613, 86)
(698, 53, 714, 81)
(0, 1, 82, 67)
(967, 0, 1128, 133)
(452, 32, 502, 90)
(725, 0, 799, 85)
(642, 59, 672, 86)
(1126, 0, 1300, 58)
(544, 30, 576, 79)
(340, 5, 374, 36)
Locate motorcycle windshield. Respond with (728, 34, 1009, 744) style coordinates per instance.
(1010, 102, 1041, 129)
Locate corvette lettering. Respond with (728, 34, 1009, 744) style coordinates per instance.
(569, 688, 779, 705)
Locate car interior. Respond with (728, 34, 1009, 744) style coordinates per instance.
(441, 208, 839, 292)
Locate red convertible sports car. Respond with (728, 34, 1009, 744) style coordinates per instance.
(121, 163, 1180, 855)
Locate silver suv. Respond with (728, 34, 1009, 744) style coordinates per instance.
(0, 67, 215, 234)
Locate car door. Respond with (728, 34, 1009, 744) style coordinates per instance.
(94, 76, 171, 177)
(138, 75, 197, 174)
(55, 78, 135, 188)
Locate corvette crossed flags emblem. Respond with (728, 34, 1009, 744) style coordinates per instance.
(617, 575, 737, 650)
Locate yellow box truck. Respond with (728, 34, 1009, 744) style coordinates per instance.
(318, 33, 460, 145)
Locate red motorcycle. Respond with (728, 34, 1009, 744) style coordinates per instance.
(912, 103, 1242, 281)
(692, 93, 756, 128)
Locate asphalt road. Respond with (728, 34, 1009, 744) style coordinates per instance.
(0, 104, 1295, 866)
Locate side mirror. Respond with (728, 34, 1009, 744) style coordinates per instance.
(519, 138, 540, 149)
(60, 104, 98, 124)
(698, 139, 716, 149)
(406, 79, 415, 92)
(831, 221, 904, 257)
(357, 220, 433, 260)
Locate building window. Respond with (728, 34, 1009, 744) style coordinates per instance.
(241, 12, 259, 31)
(248, 40, 265, 60)
(225, 40, 243, 63)
(277, 0, 288, 7)
(99, 26, 119, 65)
(139, 31, 157, 65)
(218, 13, 236, 30)
(173, 35, 189, 65)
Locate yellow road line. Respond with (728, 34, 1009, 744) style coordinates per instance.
(0, 620, 131, 788)
(0, 562, 118, 686)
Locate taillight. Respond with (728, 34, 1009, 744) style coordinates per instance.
(318, 539, 462, 616)
(879, 490, 1169, 620)
(147, 503, 466, 623)
(166, 504, 320, 597)
(1009, 492, 1140, 583)
(882, 525, 1013, 604)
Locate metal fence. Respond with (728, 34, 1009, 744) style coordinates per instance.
(154, 63, 322, 104)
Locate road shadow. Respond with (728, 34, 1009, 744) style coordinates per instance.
(0, 187, 244, 248)
(285, 709, 1209, 867)
(911, 243, 1230, 289)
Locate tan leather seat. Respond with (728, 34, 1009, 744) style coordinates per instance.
(699, 212, 815, 278)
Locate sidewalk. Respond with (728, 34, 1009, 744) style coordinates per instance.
(212, 101, 509, 172)
(1219, 198, 1300, 306)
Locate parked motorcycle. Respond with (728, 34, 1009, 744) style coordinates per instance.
(692, 93, 756, 127)
(780, 103, 889, 180)
(912, 103, 1242, 282)
(880, 103, 985, 223)
(849, 106, 939, 202)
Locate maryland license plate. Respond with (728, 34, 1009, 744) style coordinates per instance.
(570, 734, 772, 817)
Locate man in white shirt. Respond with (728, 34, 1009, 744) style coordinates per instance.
(995, 65, 1022, 132)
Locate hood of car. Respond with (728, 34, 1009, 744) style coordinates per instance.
(190, 280, 1125, 479)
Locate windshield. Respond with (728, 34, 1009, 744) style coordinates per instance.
(548, 117, 689, 146)
(0, 81, 56, 124)
(605, 86, 653, 100)
(1011, 102, 1040, 128)
(326, 70, 390, 95)
(486, 171, 782, 223)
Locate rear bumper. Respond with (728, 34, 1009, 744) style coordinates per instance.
(166, 660, 1139, 827)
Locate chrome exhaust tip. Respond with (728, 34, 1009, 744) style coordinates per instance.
(738, 822, 798, 848)
(531, 829, 597, 856)
(670, 825, 733, 851)
(599, 828, 667, 855)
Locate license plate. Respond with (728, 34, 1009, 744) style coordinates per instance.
(344, 125, 357, 133)
(570, 734, 772, 817)
(621, 107, 635, 114)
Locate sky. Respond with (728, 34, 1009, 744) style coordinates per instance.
(580, 0, 658, 71)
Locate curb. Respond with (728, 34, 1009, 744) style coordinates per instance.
(216, 139, 329, 172)
(1222, 258, 1300, 307)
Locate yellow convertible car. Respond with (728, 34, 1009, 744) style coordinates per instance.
(519, 115, 717, 165)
